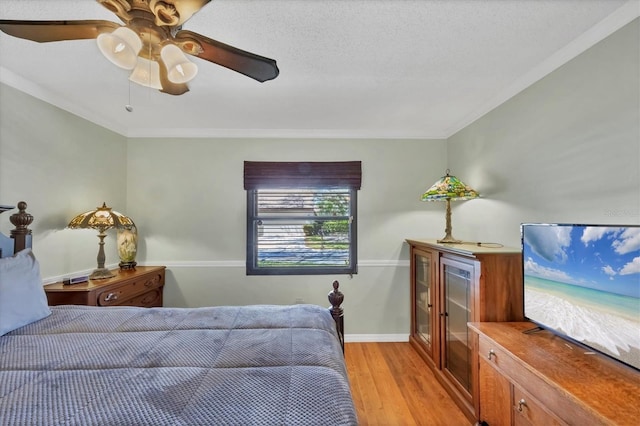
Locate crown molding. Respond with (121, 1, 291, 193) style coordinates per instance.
(125, 127, 446, 140)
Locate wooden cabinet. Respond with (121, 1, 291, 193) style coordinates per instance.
(407, 239, 523, 422)
(45, 266, 165, 308)
(470, 322, 640, 426)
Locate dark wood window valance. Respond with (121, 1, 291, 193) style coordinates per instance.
(244, 161, 362, 190)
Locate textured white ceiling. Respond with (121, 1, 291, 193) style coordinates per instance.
(0, 0, 637, 138)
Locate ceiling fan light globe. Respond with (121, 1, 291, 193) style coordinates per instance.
(129, 57, 163, 90)
(161, 44, 198, 84)
(97, 27, 142, 70)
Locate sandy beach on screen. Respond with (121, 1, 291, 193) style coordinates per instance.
(525, 288, 640, 370)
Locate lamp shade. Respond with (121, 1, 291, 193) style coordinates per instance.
(129, 57, 163, 89)
(68, 203, 134, 280)
(161, 44, 198, 83)
(68, 202, 133, 232)
(421, 171, 479, 201)
(421, 170, 479, 244)
(97, 27, 142, 70)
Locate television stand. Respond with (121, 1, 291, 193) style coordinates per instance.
(469, 322, 640, 425)
(521, 325, 544, 334)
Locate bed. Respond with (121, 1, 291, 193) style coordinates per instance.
(0, 202, 357, 425)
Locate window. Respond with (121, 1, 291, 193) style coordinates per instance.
(244, 161, 361, 275)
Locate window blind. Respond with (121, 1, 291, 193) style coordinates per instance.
(244, 161, 362, 189)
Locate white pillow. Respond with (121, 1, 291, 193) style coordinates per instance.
(0, 248, 51, 335)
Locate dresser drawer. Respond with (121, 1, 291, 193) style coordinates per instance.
(513, 384, 565, 426)
(97, 272, 164, 306)
(479, 335, 519, 374)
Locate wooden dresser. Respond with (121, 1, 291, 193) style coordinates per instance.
(45, 266, 165, 308)
(469, 322, 640, 425)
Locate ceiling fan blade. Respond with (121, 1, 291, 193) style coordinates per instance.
(0, 20, 119, 43)
(158, 58, 190, 95)
(175, 30, 279, 83)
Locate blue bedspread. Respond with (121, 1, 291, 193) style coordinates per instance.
(0, 304, 357, 425)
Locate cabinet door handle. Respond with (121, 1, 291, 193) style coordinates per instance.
(488, 349, 496, 360)
(517, 398, 527, 412)
(104, 292, 118, 302)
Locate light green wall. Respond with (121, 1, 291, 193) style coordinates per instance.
(1, 18, 637, 338)
(0, 84, 447, 336)
(447, 18, 640, 247)
(0, 83, 128, 277)
(125, 137, 447, 336)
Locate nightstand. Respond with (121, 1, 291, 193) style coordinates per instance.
(45, 266, 165, 308)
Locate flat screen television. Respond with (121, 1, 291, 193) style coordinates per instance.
(521, 223, 640, 371)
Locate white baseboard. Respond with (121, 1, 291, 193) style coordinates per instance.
(345, 334, 409, 343)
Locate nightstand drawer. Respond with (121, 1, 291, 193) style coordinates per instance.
(115, 288, 163, 307)
(45, 266, 165, 308)
(97, 271, 163, 306)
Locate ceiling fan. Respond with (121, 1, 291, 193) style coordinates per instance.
(0, 0, 279, 95)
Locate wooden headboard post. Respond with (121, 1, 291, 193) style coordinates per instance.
(328, 280, 345, 353)
(6, 201, 33, 254)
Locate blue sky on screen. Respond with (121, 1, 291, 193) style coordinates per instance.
(523, 225, 640, 298)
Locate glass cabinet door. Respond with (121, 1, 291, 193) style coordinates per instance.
(441, 258, 472, 393)
(413, 250, 434, 356)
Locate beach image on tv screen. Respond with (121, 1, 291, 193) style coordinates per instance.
(523, 224, 640, 370)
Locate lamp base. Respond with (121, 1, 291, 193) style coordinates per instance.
(437, 227, 462, 244)
(437, 235, 463, 244)
(119, 261, 137, 270)
(89, 267, 115, 280)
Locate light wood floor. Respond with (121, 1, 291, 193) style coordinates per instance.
(345, 342, 473, 426)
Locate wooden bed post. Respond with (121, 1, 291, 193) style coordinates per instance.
(10, 201, 33, 253)
(328, 280, 345, 353)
